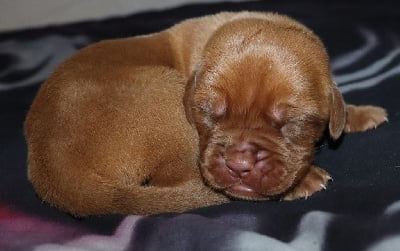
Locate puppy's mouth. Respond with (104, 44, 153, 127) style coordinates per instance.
(225, 184, 265, 200)
(202, 142, 290, 199)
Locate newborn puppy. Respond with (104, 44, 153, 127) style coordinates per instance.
(183, 14, 387, 200)
(25, 12, 387, 216)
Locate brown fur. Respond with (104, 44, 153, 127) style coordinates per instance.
(25, 12, 387, 216)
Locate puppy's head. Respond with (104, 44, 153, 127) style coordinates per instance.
(184, 18, 345, 200)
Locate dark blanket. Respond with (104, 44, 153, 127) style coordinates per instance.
(1, 1, 400, 250)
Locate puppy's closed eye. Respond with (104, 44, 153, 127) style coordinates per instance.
(211, 98, 227, 120)
(281, 115, 325, 143)
(260, 111, 284, 130)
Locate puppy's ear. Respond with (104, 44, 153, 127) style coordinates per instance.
(328, 82, 346, 140)
(183, 73, 196, 126)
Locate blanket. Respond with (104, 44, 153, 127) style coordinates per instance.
(1, 1, 399, 250)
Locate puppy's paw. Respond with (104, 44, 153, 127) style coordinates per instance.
(345, 105, 388, 133)
(283, 166, 331, 200)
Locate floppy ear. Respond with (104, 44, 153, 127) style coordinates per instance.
(329, 82, 346, 140)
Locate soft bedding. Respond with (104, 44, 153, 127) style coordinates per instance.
(1, 1, 400, 250)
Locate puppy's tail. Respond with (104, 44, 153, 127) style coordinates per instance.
(112, 179, 229, 216)
(27, 160, 228, 216)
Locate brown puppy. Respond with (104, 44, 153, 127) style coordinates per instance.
(25, 12, 387, 216)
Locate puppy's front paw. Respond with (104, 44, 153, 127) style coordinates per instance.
(283, 166, 331, 200)
(345, 105, 388, 133)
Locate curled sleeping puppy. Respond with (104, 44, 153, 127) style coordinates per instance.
(25, 12, 387, 216)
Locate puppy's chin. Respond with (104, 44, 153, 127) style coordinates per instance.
(200, 139, 298, 200)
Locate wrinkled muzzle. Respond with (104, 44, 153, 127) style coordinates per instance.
(200, 130, 298, 200)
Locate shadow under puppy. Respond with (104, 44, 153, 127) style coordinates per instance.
(25, 12, 387, 216)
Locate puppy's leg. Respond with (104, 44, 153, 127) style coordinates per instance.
(283, 166, 331, 200)
(345, 104, 388, 133)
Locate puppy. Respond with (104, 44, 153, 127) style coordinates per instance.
(25, 12, 387, 216)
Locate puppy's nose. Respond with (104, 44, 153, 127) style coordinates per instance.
(226, 143, 257, 177)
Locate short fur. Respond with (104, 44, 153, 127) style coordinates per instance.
(25, 12, 387, 216)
